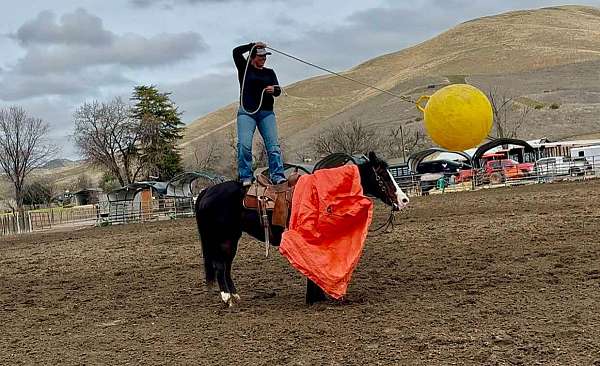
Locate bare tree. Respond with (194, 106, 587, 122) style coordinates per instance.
(73, 98, 141, 186)
(487, 88, 531, 140)
(313, 119, 382, 157)
(295, 144, 315, 163)
(0, 178, 17, 212)
(252, 139, 267, 169)
(220, 128, 289, 177)
(253, 136, 289, 169)
(224, 129, 268, 175)
(384, 124, 427, 162)
(189, 140, 223, 171)
(71, 174, 93, 191)
(225, 129, 239, 177)
(0, 106, 56, 213)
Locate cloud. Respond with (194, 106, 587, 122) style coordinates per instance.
(11, 9, 113, 46)
(16, 32, 205, 75)
(0, 68, 131, 101)
(129, 0, 278, 9)
(1, 8, 208, 101)
(9, 9, 207, 76)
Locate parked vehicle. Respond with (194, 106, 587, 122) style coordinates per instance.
(456, 159, 534, 184)
(570, 145, 600, 165)
(390, 159, 472, 193)
(565, 157, 593, 176)
(417, 160, 472, 176)
(535, 156, 570, 176)
(419, 160, 471, 192)
(535, 156, 592, 177)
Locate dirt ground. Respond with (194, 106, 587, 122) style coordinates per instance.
(2, 180, 600, 365)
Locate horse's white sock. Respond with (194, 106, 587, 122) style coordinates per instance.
(220, 291, 231, 303)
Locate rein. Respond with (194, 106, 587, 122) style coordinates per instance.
(369, 210, 396, 234)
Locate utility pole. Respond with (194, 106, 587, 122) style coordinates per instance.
(399, 125, 406, 163)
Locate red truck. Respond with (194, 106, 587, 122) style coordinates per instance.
(456, 154, 534, 184)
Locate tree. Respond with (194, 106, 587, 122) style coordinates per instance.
(313, 119, 382, 158)
(22, 179, 54, 208)
(98, 172, 121, 193)
(71, 174, 93, 192)
(73, 98, 141, 187)
(131, 85, 184, 180)
(189, 140, 222, 171)
(0, 178, 17, 213)
(384, 124, 427, 162)
(487, 88, 531, 140)
(0, 106, 56, 213)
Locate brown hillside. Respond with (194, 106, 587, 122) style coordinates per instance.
(185, 6, 600, 171)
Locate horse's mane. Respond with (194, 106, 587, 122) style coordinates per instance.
(313, 153, 366, 171)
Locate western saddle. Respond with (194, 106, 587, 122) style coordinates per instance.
(243, 172, 300, 252)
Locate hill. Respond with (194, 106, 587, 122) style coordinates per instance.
(42, 159, 78, 169)
(182, 5, 600, 166)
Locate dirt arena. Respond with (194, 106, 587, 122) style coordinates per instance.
(2, 180, 600, 365)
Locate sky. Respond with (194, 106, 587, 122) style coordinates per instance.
(1, 0, 599, 159)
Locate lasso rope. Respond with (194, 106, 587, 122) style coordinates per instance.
(238, 44, 416, 114)
(239, 44, 285, 115)
(266, 46, 416, 104)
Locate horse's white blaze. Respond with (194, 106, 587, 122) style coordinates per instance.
(387, 170, 409, 210)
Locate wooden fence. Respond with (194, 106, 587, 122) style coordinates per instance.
(0, 212, 31, 237)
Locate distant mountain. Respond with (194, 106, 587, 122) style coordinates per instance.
(41, 159, 77, 169)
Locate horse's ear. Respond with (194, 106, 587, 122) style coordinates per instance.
(368, 151, 377, 162)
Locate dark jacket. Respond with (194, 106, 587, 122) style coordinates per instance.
(233, 43, 281, 112)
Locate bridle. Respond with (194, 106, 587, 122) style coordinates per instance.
(368, 164, 399, 233)
(373, 166, 394, 206)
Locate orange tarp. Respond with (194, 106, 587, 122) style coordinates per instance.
(279, 165, 373, 299)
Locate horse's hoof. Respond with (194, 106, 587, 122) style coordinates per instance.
(232, 293, 241, 302)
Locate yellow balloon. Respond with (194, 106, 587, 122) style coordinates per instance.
(416, 84, 493, 151)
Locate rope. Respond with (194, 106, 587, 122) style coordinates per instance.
(266, 46, 415, 104)
(239, 44, 415, 114)
(238, 44, 286, 115)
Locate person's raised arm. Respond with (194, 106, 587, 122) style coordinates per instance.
(233, 43, 254, 71)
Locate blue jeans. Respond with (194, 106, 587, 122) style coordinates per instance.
(237, 109, 286, 183)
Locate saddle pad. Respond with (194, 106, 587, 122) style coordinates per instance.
(279, 165, 373, 299)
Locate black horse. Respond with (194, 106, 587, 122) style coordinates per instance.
(194, 152, 409, 306)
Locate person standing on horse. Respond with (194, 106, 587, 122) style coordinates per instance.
(233, 41, 286, 187)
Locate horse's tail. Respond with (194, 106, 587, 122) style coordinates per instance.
(194, 188, 215, 286)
